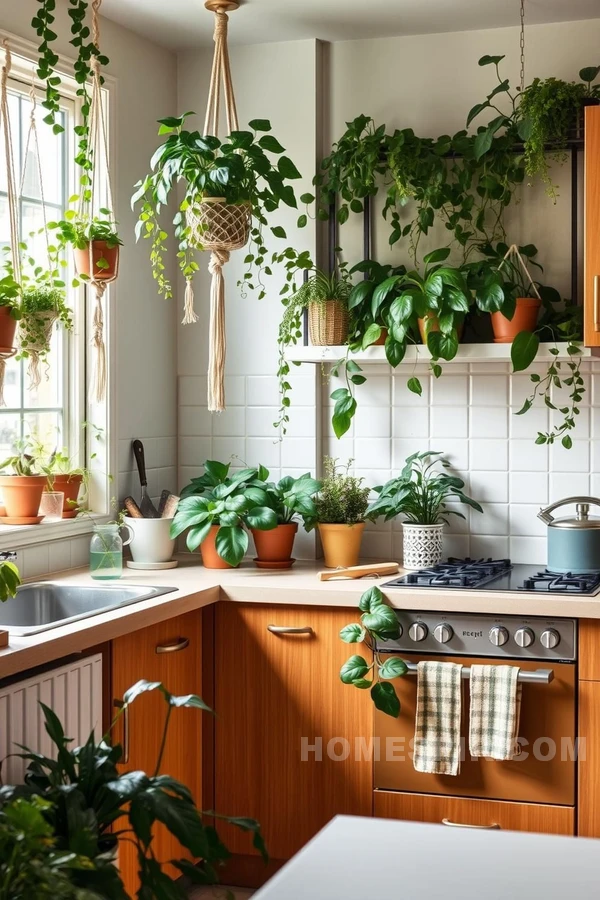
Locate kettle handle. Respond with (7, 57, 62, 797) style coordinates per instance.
(538, 496, 600, 525)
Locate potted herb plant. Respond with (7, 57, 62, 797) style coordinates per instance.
(50, 211, 122, 281)
(0, 438, 50, 521)
(1, 680, 266, 897)
(253, 468, 321, 568)
(171, 459, 277, 568)
(367, 451, 483, 569)
(307, 458, 372, 568)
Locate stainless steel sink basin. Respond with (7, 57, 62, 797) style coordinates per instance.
(0, 583, 178, 636)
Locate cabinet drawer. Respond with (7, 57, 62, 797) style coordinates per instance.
(374, 790, 574, 836)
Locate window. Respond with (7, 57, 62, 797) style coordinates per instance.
(0, 71, 81, 465)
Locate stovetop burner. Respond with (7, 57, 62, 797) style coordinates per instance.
(384, 557, 600, 595)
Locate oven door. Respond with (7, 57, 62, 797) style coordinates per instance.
(373, 654, 576, 806)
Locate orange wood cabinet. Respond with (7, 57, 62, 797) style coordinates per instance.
(579, 677, 600, 836)
(375, 790, 574, 836)
(584, 105, 600, 347)
(111, 611, 202, 893)
(214, 603, 373, 862)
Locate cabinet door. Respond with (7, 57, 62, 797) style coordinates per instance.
(584, 105, 600, 347)
(579, 680, 600, 836)
(112, 611, 202, 891)
(214, 603, 373, 862)
(375, 790, 574, 836)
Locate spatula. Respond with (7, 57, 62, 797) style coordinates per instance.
(132, 439, 159, 518)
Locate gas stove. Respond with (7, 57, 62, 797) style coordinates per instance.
(384, 557, 600, 595)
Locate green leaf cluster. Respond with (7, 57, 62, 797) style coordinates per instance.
(309, 457, 371, 527)
(258, 467, 321, 526)
(339, 586, 406, 718)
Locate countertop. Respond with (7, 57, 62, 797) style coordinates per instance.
(1, 556, 600, 680)
(253, 815, 598, 899)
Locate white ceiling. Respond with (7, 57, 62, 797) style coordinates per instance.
(101, 0, 600, 52)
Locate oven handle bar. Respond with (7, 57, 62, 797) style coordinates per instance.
(401, 663, 554, 684)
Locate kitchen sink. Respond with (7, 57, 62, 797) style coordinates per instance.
(0, 583, 178, 636)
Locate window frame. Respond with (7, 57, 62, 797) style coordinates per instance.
(0, 34, 117, 551)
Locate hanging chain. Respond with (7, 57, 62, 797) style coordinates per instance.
(519, 0, 526, 92)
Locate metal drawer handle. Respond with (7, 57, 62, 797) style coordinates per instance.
(267, 625, 314, 635)
(595, 275, 600, 332)
(156, 636, 190, 654)
(442, 818, 500, 830)
(114, 699, 130, 764)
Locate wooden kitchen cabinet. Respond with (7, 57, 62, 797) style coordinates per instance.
(578, 680, 600, 836)
(112, 611, 202, 893)
(214, 603, 373, 864)
(584, 105, 600, 347)
(375, 790, 574, 836)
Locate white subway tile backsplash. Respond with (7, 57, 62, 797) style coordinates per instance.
(510, 439, 548, 471)
(470, 375, 508, 406)
(509, 472, 548, 505)
(287, 373, 316, 406)
(509, 405, 548, 439)
(354, 406, 392, 438)
(509, 504, 546, 537)
(247, 376, 280, 407)
(433, 438, 469, 471)
(212, 407, 246, 437)
(471, 503, 509, 536)
(469, 407, 508, 439)
(224, 375, 246, 406)
(354, 438, 391, 470)
(431, 406, 468, 439)
(550, 407, 590, 439)
(393, 407, 429, 438)
(179, 437, 213, 468)
(179, 406, 213, 437)
(281, 437, 316, 470)
(470, 439, 508, 471)
(469, 471, 508, 504)
(550, 472, 590, 502)
(471, 535, 509, 560)
(246, 437, 281, 468)
(393, 373, 430, 406)
(550, 440, 590, 473)
(23, 544, 49, 579)
(179, 376, 208, 407)
(510, 536, 547, 565)
(431, 374, 468, 406)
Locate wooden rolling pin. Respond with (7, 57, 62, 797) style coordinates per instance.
(318, 562, 399, 581)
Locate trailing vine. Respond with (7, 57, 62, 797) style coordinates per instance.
(32, 0, 63, 134)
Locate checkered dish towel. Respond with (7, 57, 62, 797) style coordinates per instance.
(413, 661, 463, 776)
(469, 665, 522, 761)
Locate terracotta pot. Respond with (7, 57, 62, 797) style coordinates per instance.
(418, 314, 464, 344)
(73, 241, 120, 281)
(52, 473, 84, 516)
(0, 474, 47, 518)
(373, 327, 388, 346)
(490, 297, 542, 344)
(252, 523, 298, 566)
(0, 306, 17, 351)
(200, 524, 238, 569)
(318, 522, 365, 568)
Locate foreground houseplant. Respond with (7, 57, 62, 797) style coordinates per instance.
(253, 468, 321, 567)
(1, 679, 266, 898)
(367, 451, 483, 569)
(172, 460, 277, 568)
(307, 458, 372, 568)
(0, 438, 50, 520)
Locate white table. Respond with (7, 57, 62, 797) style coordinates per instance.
(253, 815, 600, 899)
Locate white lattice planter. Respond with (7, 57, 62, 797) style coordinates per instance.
(402, 523, 444, 570)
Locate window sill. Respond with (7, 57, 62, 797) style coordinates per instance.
(0, 514, 111, 552)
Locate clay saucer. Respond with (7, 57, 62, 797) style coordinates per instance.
(0, 515, 44, 525)
(253, 558, 296, 570)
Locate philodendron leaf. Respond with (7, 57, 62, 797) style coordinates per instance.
(352, 678, 373, 689)
(358, 585, 384, 613)
(123, 679, 163, 706)
(378, 656, 408, 680)
(215, 525, 249, 566)
(340, 655, 370, 684)
(362, 603, 400, 636)
(340, 623, 365, 643)
(371, 681, 401, 718)
(511, 330, 540, 372)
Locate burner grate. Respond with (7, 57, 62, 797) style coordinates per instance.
(386, 557, 513, 590)
(518, 570, 600, 593)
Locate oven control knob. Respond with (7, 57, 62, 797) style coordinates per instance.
(434, 623, 454, 644)
(489, 625, 509, 647)
(540, 628, 560, 650)
(515, 627, 535, 649)
(409, 622, 428, 642)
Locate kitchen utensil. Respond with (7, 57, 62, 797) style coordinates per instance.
(538, 496, 600, 574)
(132, 440, 159, 518)
(126, 559, 178, 570)
(157, 489, 170, 516)
(124, 496, 144, 518)
(318, 561, 399, 581)
(124, 515, 176, 564)
(161, 493, 179, 518)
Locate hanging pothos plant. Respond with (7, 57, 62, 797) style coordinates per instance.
(132, 113, 303, 300)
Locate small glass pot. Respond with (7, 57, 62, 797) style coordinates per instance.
(39, 491, 65, 522)
(89, 523, 132, 580)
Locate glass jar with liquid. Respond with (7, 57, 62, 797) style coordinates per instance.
(89, 523, 132, 580)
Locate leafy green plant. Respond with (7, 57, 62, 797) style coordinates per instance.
(367, 451, 482, 525)
(18, 284, 73, 367)
(132, 113, 303, 300)
(0, 796, 91, 899)
(49, 208, 122, 285)
(171, 460, 277, 565)
(339, 585, 406, 718)
(0, 251, 22, 318)
(258, 468, 321, 526)
(1, 680, 266, 898)
(0, 558, 21, 602)
(306, 458, 371, 528)
(0, 435, 47, 477)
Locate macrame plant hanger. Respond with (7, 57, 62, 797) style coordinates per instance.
(0, 42, 20, 404)
(186, 1, 250, 412)
(77, 0, 118, 403)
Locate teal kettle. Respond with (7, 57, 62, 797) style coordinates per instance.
(538, 496, 600, 574)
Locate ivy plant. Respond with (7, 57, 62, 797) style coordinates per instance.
(339, 585, 406, 718)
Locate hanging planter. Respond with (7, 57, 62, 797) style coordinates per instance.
(133, 1, 303, 412)
(18, 286, 73, 390)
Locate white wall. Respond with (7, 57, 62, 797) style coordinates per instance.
(2, 1, 178, 576)
(176, 17, 600, 565)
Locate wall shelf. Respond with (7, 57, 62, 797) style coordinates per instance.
(285, 342, 593, 365)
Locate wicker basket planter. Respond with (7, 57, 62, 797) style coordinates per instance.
(308, 300, 349, 346)
(187, 197, 251, 251)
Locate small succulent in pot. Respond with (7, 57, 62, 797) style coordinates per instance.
(253, 467, 321, 567)
(171, 459, 277, 568)
(306, 458, 372, 569)
(367, 451, 483, 570)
